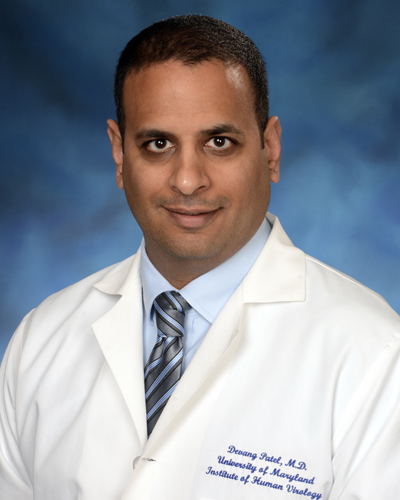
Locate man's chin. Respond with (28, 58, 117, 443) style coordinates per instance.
(164, 243, 220, 262)
(144, 231, 233, 270)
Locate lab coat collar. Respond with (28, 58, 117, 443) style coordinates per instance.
(92, 247, 142, 297)
(243, 213, 306, 304)
(93, 213, 305, 305)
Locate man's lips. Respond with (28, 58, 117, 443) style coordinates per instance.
(163, 207, 220, 228)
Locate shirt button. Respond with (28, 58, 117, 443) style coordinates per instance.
(132, 456, 141, 470)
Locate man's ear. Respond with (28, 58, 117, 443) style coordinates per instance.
(107, 119, 124, 190)
(263, 116, 281, 184)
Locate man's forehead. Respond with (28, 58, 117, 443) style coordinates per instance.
(123, 58, 250, 91)
(120, 59, 259, 137)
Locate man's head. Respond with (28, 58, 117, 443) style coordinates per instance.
(114, 15, 269, 143)
(107, 16, 281, 288)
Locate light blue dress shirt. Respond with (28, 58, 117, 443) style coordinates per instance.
(140, 218, 271, 373)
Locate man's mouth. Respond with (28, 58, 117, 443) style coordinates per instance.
(164, 207, 220, 228)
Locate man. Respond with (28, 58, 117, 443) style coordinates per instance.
(1, 15, 399, 500)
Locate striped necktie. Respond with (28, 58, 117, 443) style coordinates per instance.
(144, 291, 189, 436)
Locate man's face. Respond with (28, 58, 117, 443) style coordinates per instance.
(107, 60, 281, 286)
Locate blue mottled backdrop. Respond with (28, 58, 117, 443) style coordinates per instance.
(1, 0, 399, 358)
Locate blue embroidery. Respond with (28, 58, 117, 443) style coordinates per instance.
(218, 456, 257, 473)
(271, 468, 315, 484)
(260, 451, 283, 466)
(285, 458, 307, 470)
(204, 443, 322, 498)
(251, 476, 283, 490)
(227, 444, 257, 461)
(286, 484, 322, 499)
(206, 466, 238, 481)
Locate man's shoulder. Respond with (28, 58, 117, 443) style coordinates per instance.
(305, 253, 392, 305)
(39, 254, 135, 308)
(266, 214, 398, 321)
(1, 254, 138, 386)
(304, 253, 400, 332)
(247, 215, 399, 330)
(19, 254, 137, 345)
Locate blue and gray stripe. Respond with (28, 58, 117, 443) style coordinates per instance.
(144, 291, 189, 435)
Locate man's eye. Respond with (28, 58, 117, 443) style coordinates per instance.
(205, 137, 233, 150)
(146, 139, 174, 152)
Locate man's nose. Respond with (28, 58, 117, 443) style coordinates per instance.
(169, 149, 211, 196)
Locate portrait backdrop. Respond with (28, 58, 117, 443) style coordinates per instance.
(1, 0, 399, 358)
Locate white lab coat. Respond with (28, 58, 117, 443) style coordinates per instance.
(1, 214, 400, 500)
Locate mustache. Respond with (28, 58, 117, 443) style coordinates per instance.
(155, 195, 229, 209)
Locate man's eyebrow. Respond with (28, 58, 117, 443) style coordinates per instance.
(135, 128, 172, 141)
(134, 124, 244, 141)
(199, 123, 244, 137)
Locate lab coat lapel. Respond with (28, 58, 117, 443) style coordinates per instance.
(92, 250, 148, 447)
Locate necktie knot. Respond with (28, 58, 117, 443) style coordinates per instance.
(154, 291, 188, 339)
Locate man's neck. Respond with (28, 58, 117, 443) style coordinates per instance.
(143, 219, 271, 289)
(144, 251, 226, 289)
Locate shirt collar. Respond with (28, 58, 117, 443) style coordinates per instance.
(140, 218, 270, 323)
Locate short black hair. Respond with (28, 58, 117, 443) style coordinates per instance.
(114, 15, 269, 142)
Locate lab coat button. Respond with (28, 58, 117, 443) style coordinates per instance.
(132, 456, 141, 469)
